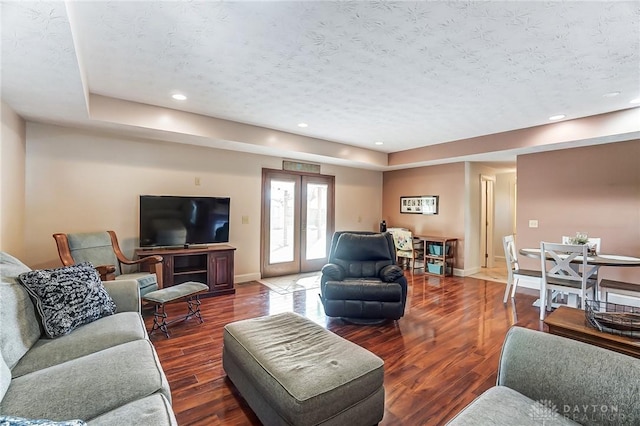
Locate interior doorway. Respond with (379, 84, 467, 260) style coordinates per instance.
(480, 175, 495, 268)
(261, 169, 335, 278)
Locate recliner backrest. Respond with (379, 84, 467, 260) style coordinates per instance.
(330, 232, 395, 278)
(67, 232, 121, 275)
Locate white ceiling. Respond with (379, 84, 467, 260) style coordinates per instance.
(2, 1, 639, 169)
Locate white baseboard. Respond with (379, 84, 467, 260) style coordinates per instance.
(235, 272, 261, 283)
(460, 267, 481, 276)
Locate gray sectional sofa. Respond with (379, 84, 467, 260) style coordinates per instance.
(448, 326, 640, 426)
(0, 252, 177, 425)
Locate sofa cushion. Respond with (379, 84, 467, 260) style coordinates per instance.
(446, 386, 579, 426)
(17, 263, 116, 338)
(11, 312, 147, 378)
(497, 326, 640, 426)
(1, 351, 11, 405)
(115, 272, 158, 296)
(0, 252, 42, 370)
(0, 339, 170, 421)
(87, 394, 177, 426)
(0, 416, 86, 425)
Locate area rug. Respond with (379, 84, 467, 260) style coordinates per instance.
(258, 272, 322, 295)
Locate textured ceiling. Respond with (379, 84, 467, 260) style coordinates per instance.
(1, 1, 639, 166)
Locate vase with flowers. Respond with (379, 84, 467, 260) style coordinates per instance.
(569, 232, 597, 255)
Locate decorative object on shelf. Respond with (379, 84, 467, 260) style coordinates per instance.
(585, 300, 640, 338)
(400, 195, 439, 215)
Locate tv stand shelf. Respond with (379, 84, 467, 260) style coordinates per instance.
(135, 245, 235, 298)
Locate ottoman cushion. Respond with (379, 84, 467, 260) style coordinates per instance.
(223, 312, 384, 425)
(142, 281, 208, 304)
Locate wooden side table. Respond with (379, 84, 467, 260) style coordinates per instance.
(544, 306, 640, 358)
(415, 236, 457, 277)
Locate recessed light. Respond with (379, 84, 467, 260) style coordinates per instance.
(549, 114, 566, 121)
(297, 123, 308, 128)
(630, 98, 640, 104)
(374, 141, 384, 146)
(172, 94, 187, 101)
(603, 91, 620, 98)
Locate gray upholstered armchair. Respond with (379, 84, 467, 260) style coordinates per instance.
(53, 231, 163, 297)
(320, 231, 408, 323)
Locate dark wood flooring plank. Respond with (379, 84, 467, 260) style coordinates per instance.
(145, 274, 542, 425)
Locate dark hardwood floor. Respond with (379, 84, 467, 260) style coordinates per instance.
(144, 273, 544, 426)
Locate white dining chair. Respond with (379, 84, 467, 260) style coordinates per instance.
(539, 242, 597, 320)
(502, 235, 541, 303)
(561, 235, 602, 291)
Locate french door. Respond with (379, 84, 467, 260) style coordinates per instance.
(261, 169, 334, 278)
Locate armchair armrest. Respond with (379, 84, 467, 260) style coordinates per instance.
(120, 255, 164, 289)
(95, 264, 116, 281)
(497, 327, 640, 420)
(119, 255, 163, 267)
(103, 279, 141, 314)
(380, 265, 404, 282)
(321, 263, 345, 281)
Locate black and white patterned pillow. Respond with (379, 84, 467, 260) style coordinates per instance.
(0, 415, 86, 426)
(17, 262, 116, 338)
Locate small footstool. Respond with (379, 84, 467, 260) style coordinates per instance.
(142, 281, 209, 338)
(223, 312, 385, 426)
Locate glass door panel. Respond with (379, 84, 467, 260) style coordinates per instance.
(269, 180, 296, 264)
(299, 175, 332, 272)
(261, 170, 334, 278)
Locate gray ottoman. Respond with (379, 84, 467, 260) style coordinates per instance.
(223, 312, 385, 426)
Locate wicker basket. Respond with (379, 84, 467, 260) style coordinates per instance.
(585, 300, 640, 338)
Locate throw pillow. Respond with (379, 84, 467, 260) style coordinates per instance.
(0, 416, 86, 426)
(17, 262, 116, 338)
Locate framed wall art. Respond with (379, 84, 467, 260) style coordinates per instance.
(400, 195, 439, 215)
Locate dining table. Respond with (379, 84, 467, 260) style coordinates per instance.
(519, 247, 640, 304)
(519, 248, 640, 268)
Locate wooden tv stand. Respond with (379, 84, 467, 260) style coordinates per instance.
(135, 245, 236, 298)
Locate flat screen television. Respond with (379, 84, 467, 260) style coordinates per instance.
(139, 195, 230, 247)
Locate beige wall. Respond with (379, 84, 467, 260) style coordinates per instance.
(13, 119, 639, 287)
(1, 102, 26, 258)
(382, 162, 517, 275)
(517, 139, 640, 284)
(382, 163, 466, 270)
(23, 122, 383, 280)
